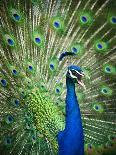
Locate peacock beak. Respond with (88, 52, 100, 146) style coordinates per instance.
(77, 79, 86, 90)
(76, 71, 86, 90)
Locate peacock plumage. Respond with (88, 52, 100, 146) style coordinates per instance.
(0, 0, 116, 155)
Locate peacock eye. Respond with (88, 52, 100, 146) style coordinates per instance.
(7, 38, 14, 45)
(111, 16, 116, 24)
(13, 14, 20, 21)
(71, 70, 77, 76)
(35, 37, 41, 44)
(12, 69, 17, 75)
(14, 99, 20, 106)
(54, 21, 60, 28)
(5, 137, 12, 145)
(71, 70, 80, 77)
(81, 16, 87, 23)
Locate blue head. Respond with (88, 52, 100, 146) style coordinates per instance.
(67, 65, 86, 89)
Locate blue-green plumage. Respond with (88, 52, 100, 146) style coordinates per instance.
(0, 0, 116, 155)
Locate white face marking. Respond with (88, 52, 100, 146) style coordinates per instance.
(68, 69, 86, 89)
(71, 69, 84, 76)
(69, 70, 77, 78)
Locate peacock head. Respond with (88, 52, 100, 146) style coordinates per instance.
(67, 65, 86, 89)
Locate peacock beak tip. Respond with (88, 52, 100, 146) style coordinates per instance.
(76, 72, 86, 90)
(77, 79, 86, 90)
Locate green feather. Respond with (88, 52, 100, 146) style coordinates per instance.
(0, 0, 116, 154)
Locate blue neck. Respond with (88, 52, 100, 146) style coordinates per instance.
(58, 76, 84, 155)
(65, 76, 82, 131)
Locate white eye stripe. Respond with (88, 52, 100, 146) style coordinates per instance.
(71, 69, 84, 76)
(69, 70, 77, 78)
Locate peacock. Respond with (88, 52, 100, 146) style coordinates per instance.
(0, 0, 116, 155)
(57, 65, 85, 155)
